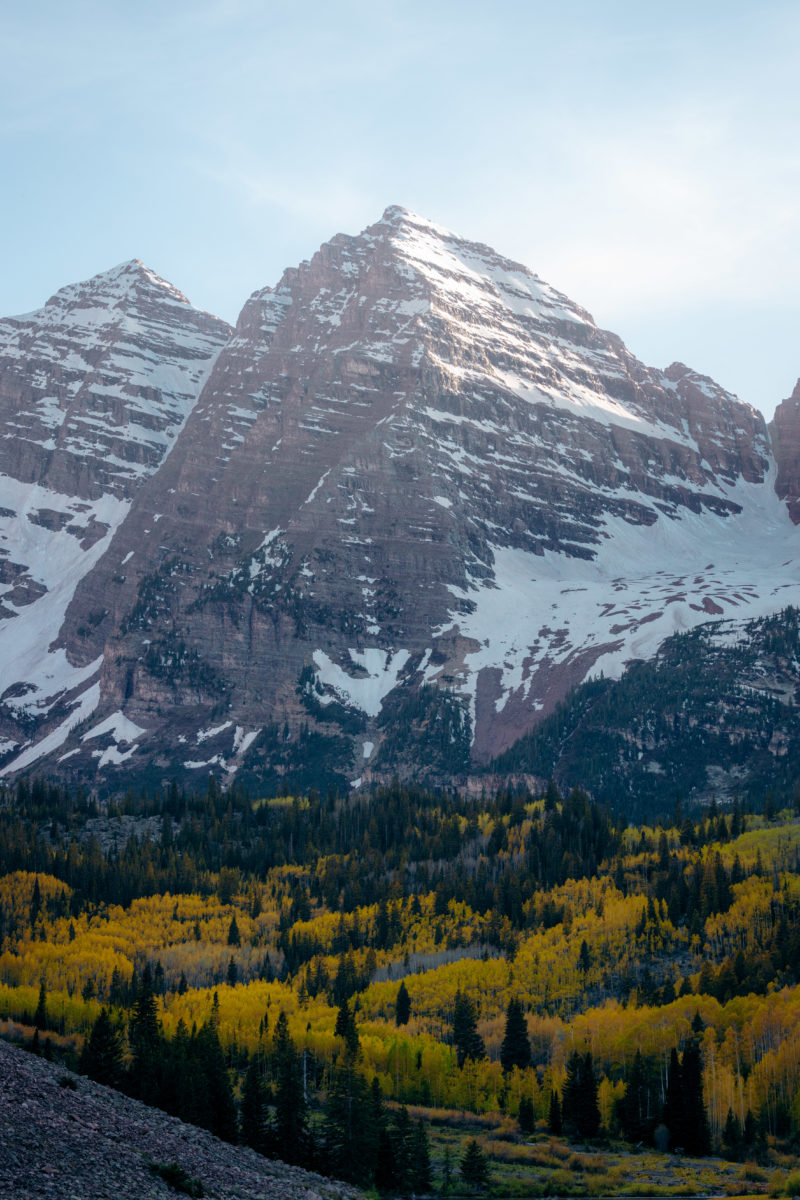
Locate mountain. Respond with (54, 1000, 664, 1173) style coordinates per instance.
(0, 262, 230, 770)
(0, 209, 797, 798)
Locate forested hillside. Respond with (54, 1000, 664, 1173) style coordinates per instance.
(493, 608, 800, 819)
(3, 775, 800, 1194)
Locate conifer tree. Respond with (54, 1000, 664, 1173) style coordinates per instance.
(518, 1095, 535, 1133)
(411, 1119, 432, 1194)
(334, 997, 360, 1058)
(128, 964, 162, 1105)
(562, 1051, 600, 1138)
(500, 997, 530, 1071)
(618, 1049, 651, 1143)
(452, 990, 485, 1067)
(722, 1108, 743, 1161)
(390, 1106, 415, 1194)
(680, 1042, 710, 1156)
(272, 1010, 309, 1166)
(33, 978, 47, 1032)
(548, 1090, 562, 1135)
(578, 1052, 601, 1138)
(662, 1047, 683, 1148)
(241, 1054, 267, 1152)
(561, 1050, 582, 1134)
(323, 1057, 373, 1185)
(461, 1139, 489, 1190)
(395, 980, 411, 1026)
(80, 1008, 124, 1088)
(194, 1016, 237, 1142)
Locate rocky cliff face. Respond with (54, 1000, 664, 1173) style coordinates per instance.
(771, 379, 800, 523)
(0, 264, 230, 769)
(0, 210, 797, 791)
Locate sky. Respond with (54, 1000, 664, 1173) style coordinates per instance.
(2, 0, 798, 419)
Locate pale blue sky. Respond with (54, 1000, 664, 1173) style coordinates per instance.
(2, 0, 798, 417)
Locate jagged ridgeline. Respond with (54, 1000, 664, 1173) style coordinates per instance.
(0, 207, 798, 797)
(493, 607, 800, 819)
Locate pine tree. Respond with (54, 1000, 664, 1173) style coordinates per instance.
(241, 1054, 267, 1152)
(680, 1042, 710, 1156)
(80, 1008, 124, 1088)
(452, 990, 485, 1067)
(334, 997, 360, 1058)
(577, 1052, 601, 1138)
(33, 978, 47, 1032)
(618, 1049, 651, 1143)
(662, 1047, 683, 1149)
(548, 1091, 562, 1135)
(411, 1119, 432, 1193)
(196, 1017, 237, 1142)
(30, 877, 41, 923)
(518, 1095, 535, 1133)
(461, 1139, 490, 1190)
(577, 939, 592, 973)
(391, 1106, 415, 1194)
(272, 1010, 309, 1166)
(722, 1108, 743, 1161)
(323, 1058, 373, 1185)
(227, 914, 241, 946)
(500, 997, 530, 1071)
(395, 980, 411, 1026)
(561, 1050, 582, 1134)
(128, 964, 162, 1105)
(562, 1051, 600, 1138)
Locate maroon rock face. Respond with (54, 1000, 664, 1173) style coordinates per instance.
(0, 209, 795, 789)
(771, 379, 800, 523)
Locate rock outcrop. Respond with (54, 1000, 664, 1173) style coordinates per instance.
(771, 378, 800, 523)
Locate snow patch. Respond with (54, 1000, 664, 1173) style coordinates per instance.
(312, 647, 412, 717)
(82, 711, 146, 744)
(0, 683, 101, 776)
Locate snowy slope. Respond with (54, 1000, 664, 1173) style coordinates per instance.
(0, 210, 795, 789)
(0, 263, 230, 771)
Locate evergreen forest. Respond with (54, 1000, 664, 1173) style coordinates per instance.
(3, 773, 800, 1195)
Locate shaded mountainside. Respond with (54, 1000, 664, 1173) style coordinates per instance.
(493, 607, 800, 819)
(0, 1037, 360, 1200)
(0, 209, 797, 796)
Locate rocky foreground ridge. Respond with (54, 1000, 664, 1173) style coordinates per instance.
(0, 1037, 360, 1200)
(0, 208, 798, 794)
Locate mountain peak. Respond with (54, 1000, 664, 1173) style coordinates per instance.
(41, 258, 199, 316)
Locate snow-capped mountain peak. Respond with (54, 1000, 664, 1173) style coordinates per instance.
(0, 210, 796, 794)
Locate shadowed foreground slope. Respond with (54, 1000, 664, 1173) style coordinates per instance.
(0, 1037, 360, 1200)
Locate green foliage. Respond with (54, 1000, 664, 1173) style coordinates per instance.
(272, 1011, 310, 1166)
(395, 980, 411, 1026)
(500, 997, 530, 1072)
(460, 1138, 490, 1190)
(374, 684, 472, 776)
(562, 1051, 600, 1139)
(493, 607, 800, 818)
(148, 1161, 205, 1197)
(80, 1008, 124, 1088)
(451, 990, 485, 1068)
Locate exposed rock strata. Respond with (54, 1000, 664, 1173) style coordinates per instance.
(0, 210, 797, 789)
(771, 378, 800, 523)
